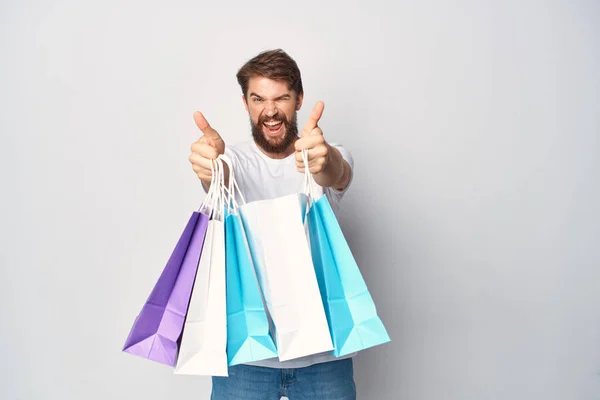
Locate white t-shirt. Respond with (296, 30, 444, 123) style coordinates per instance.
(223, 140, 356, 369)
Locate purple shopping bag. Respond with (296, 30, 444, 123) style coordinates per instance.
(123, 211, 210, 366)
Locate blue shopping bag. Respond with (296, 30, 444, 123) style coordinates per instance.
(307, 195, 391, 357)
(225, 209, 278, 365)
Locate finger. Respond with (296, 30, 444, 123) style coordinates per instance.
(295, 135, 324, 152)
(294, 136, 312, 151)
(191, 143, 220, 160)
(305, 147, 320, 161)
(302, 101, 325, 136)
(193, 111, 221, 139)
(296, 151, 309, 163)
(192, 163, 212, 175)
(191, 162, 213, 180)
(309, 127, 323, 137)
(189, 153, 217, 169)
(304, 154, 320, 166)
(191, 137, 217, 153)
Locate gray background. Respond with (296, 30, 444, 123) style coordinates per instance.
(2, 1, 599, 399)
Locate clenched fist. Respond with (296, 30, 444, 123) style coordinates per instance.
(189, 111, 226, 184)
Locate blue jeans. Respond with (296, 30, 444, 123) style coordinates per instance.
(210, 358, 356, 399)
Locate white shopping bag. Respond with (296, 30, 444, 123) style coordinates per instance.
(239, 191, 333, 361)
(174, 161, 228, 376)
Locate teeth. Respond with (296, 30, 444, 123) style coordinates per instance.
(265, 121, 282, 126)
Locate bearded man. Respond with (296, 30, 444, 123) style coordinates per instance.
(189, 49, 355, 400)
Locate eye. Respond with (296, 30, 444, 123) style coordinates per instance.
(253, 97, 263, 102)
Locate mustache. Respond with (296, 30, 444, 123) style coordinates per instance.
(258, 112, 287, 125)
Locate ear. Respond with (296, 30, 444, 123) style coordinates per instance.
(296, 93, 304, 111)
(242, 94, 248, 112)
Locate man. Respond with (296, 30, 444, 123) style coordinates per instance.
(189, 49, 356, 400)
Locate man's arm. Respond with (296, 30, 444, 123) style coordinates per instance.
(313, 145, 352, 191)
(294, 101, 352, 191)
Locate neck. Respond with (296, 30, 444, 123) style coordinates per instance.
(255, 137, 298, 159)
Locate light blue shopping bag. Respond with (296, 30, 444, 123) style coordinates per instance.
(307, 195, 391, 357)
(225, 208, 278, 366)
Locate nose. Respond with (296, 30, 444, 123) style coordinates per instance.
(264, 101, 277, 118)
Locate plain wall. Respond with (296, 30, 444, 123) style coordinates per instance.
(2, 1, 599, 399)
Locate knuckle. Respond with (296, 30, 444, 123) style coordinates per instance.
(198, 146, 213, 159)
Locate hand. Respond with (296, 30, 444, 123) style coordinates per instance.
(189, 111, 226, 184)
(294, 101, 330, 174)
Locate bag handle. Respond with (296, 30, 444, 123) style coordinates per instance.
(215, 157, 229, 221)
(198, 159, 220, 215)
(217, 154, 246, 214)
(301, 149, 318, 205)
(213, 159, 228, 221)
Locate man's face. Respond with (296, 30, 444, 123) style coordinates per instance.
(244, 76, 303, 154)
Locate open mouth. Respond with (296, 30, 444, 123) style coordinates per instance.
(263, 120, 284, 137)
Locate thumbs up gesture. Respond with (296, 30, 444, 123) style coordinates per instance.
(294, 101, 329, 174)
(189, 111, 226, 184)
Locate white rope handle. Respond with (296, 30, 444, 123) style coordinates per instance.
(214, 157, 235, 216)
(220, 154, 246, 205)
(217, 154, 245, 214)
(218, 159, 228, 221)
(209, 159, 224, 220)
(218, 156, 235, 212)
(216, 157, 229, 220)
(301, 149, 317, 205)
(198, 159, 219, 214)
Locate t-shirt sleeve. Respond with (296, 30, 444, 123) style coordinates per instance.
(324, 144, 354, 210)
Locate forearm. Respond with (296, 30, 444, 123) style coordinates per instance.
(313, 145, 351, 190)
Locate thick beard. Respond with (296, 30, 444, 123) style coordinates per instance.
(251, 112, 298, 154)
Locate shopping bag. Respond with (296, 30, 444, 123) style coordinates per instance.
(238, 170, 333, 361)
(302, 151, 390, 357)
(175, 160, 228, 376)
(123, 196, 210, 366)
(220, 155, 278, 365)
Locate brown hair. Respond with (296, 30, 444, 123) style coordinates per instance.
(236, 49, 303, 99)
